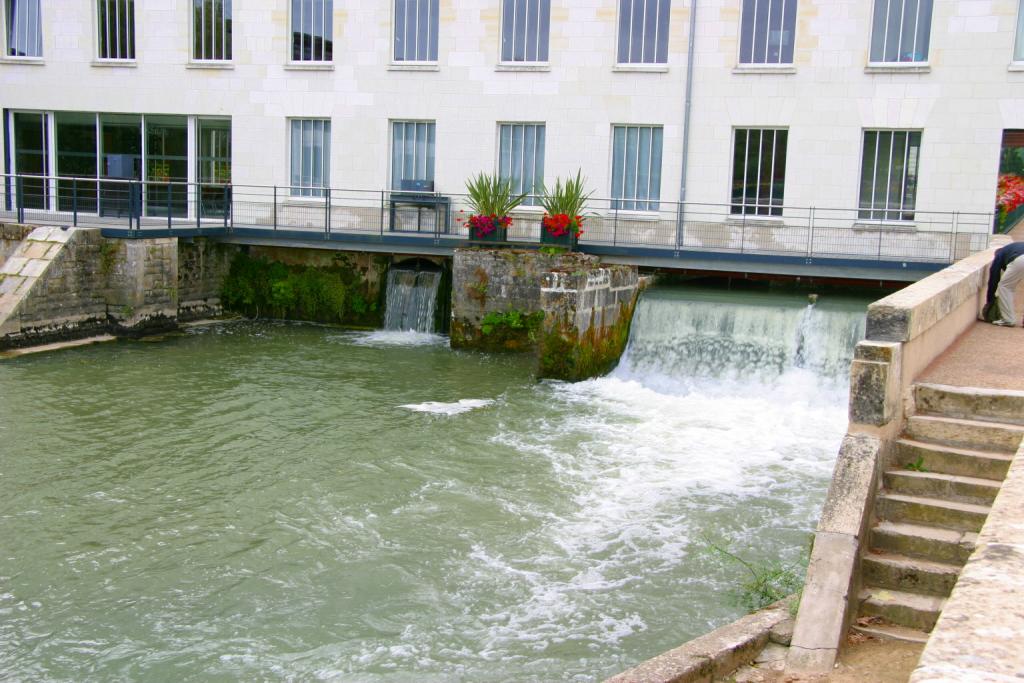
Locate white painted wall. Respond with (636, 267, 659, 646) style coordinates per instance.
(1, 0, 1022, 233)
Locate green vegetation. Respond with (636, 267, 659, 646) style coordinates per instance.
(538, 299, 636, 381)
(480, 310, 543, 339)
(540, 170, 592, 219)
(221, 252, 380, 326)
(703, 535, 807, 613)
(99, 240, 120, 278)
(464, 172, 529, 217)
(905, 456, 928, 472)
(538, 246, 567, 256)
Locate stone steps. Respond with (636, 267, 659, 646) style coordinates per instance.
(876, 492, 990, 533)
(893, 438, 1013, 481)
(860, 551, 960, 597)
(905, 413, 1024, 453)
(883, 469, 1002, 505)
(858, 587, 945, 632)
(914, 383, 1024, 427)
(851, 620, 931, 644)
(870, 520, 977, 566)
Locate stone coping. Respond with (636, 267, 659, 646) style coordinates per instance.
(909, 435, 1024, 682)
(866, 235, 1011, 343)
(603, 598, 794, 683)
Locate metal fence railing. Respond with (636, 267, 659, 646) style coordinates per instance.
(0, 173, 993, 265)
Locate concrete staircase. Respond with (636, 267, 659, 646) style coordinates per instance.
(855, 383, 1024, 643)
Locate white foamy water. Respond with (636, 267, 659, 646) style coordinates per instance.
(401, 399, 495, 415)
(348, 330, 447, 347)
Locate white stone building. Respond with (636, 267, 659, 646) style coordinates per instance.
(1, 0, 1022, 240)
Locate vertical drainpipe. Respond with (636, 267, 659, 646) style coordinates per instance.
(676, 0, 699, 253)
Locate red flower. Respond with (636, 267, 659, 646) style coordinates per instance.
(542, 213, 584, 238)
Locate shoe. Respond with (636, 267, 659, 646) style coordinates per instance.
(993, 320, 1015, 327)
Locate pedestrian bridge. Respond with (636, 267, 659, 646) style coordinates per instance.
(2, 175, 994, 282)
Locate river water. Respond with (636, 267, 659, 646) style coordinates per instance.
(0, 286, 869, 682)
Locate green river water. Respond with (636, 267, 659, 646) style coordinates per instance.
(0, 286, 870, 682)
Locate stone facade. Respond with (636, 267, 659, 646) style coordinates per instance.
(178, 239, 238, 320)
(0, 223, 34, 264)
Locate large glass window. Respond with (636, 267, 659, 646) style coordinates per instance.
(5, 0, 42, 57)
(291, 0, 332, 61)
(869, 0, 932, 63)
(12, 112, 48, 210)
(498, 123, 544, 204)
(290, 119, 330, 197)
(501, 0, 550, 63)
(198, 118, 232, 217)
(194, 0, 232, 61)
(617, 0, 670, 65)
(99, 114, 141, 216)
(56, 112, 98, 214)
(739, 0, 797, 65)
(394, 0, 438, 62)
(859, 130, 921, 222)
(611, 125, 663, 211)
(145, 116, 188, 218)
(391, 121, 436, 190)
(731, 129, 787, 216)
(1015, 0, 1024, 62)
(97, 0, 135, 60)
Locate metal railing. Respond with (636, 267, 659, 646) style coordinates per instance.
(0, 173, 993, 265)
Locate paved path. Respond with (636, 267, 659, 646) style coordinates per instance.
(918, 229, 1024, 391)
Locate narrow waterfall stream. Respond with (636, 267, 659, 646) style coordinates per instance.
(0, 285, 872, 682)
(383, 268, 442, 333)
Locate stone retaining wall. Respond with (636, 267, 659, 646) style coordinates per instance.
(0, 223, 34, 263)
(178, 239, 238, 320)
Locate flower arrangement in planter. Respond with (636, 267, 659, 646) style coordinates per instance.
(996, 174, 1024, 230)
(540, 170, 592, 249)
(459, 173, 527, 243)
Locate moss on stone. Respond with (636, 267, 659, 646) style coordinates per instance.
(451, 308, 543, 352)
(538, 298, 637, 381)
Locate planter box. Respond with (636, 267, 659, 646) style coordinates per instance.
(541, 229, 577, 250)
(472, 226, 508, 244)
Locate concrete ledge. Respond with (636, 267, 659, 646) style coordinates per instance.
(604, 599, 793, 683)
(910, 437, 1024, 682)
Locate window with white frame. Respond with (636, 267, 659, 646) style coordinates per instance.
(97, 0, 135, 60)
(858, 130, 921, 221)
(194, 0, 232, 61)
(1015, 0, 1024, 62)
(869, 0, 932, 64)
(5, 0, 42, 57)
(498, 123, 545, 204)
(291, 0, 332, 62)
(391, 121, 436, 190)
(739, 0, 797, 65)
(617, 0, 671, 65)
(501, 0, 550, 63)
(394, 0, 438, 62)
(290, 119, 331, 197)
(611, 125, 663, 211)
(731, 129, 787, 216)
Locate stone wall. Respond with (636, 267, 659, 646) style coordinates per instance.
(0, 223, 34, 263)
(451, 248, 640, 380)
(178, 239, 238, 320)
(0, 227, 178, 348)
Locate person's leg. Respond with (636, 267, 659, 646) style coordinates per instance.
(996, 256, 1024, 325)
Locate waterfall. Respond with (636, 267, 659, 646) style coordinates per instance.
(383, 268, 442, 333)
(615, 289, 867, 386)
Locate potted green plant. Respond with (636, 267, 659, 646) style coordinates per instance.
(540, 170, 591, 249)
(460, 173, 527, 243)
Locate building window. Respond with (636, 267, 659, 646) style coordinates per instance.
(394, 0, 438, 62)
(12, 112, 49, 209)
(1015, 0, 1024, 62)
(617, 0, 670, 65)
(498, 123, 545, 204)
(144, 116, 188, 218)
(97, 0, 135, 60)
(289, 119, 331, 197)
(198, 118, 231, 217)
(193, 0, 232, 61)
(291, 0, 332, 62)
(611, 125, 663, 211)
(391, 121, 436, 190)
(731, 129, 787, 216)
(5, 0, 42, 57)
(55, 112, 99, 214)
(739, 0, 796, 65)
(501, 0, 550, 63)
(859, 130, 921, 222)
(869, 0, 932, 63)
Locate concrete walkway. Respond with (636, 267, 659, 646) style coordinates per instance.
(917, 231, 1023, 391)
